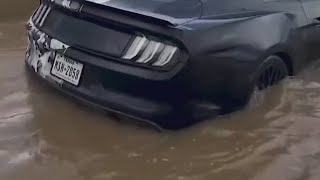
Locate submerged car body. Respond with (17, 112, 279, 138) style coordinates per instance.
(26, 0, 320, 129)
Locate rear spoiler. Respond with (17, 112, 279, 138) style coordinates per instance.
(52, 0, 176, 27)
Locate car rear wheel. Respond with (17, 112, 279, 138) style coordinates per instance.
(255, 55, 289, 90)
(249, 55, 289, 106)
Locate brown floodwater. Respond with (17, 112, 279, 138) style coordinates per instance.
(1, 1, 320, 180)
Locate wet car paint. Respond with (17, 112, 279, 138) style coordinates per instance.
(2, 1, 320, 179)
(24, 0, 320, 129)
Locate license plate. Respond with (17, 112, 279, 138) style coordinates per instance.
(51, 54, 83, 86)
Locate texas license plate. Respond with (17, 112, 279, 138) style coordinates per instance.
(51, 54, 84, 86)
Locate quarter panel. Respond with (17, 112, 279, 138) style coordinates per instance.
(181, 12, 300, 62)
(200, 0, 307, 26)
(176, 12, 304, 101)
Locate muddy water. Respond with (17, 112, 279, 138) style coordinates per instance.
(1, 2, 320, 180)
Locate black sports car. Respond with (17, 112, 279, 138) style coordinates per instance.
(26, 0, 320, 129)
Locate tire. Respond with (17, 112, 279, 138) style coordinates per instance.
(248, 55, 289, 107)
(254, 55, 289, 91)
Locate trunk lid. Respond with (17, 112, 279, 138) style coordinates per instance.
(85, 0, 203, 25)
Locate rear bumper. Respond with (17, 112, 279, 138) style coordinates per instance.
(25, 21, 220, 129)
(26, 64, 221, 129)
(25, 59, 220, 129)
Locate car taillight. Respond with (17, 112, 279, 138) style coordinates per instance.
(122, 35, 180, 67)
(153, 45, 178, 67)
(122, 36, 148, 60)
(32, 0, 82, 28)
(32, 1, 51, 27)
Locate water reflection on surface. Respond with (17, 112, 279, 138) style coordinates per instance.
(1, 2, 320, 180)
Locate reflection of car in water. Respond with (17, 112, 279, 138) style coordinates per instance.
(25, 0, 320, 129)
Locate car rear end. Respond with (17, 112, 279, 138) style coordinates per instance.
(25, 0, 221, 129)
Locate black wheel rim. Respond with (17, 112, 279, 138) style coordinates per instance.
(256, 64, 288, 90)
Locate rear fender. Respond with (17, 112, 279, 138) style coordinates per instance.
(177, 12, 303, 102)
(182, 12, 298, 57)
(180, 12, 303, 75)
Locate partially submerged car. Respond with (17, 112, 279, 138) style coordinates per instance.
(26, 0, 320, 129)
